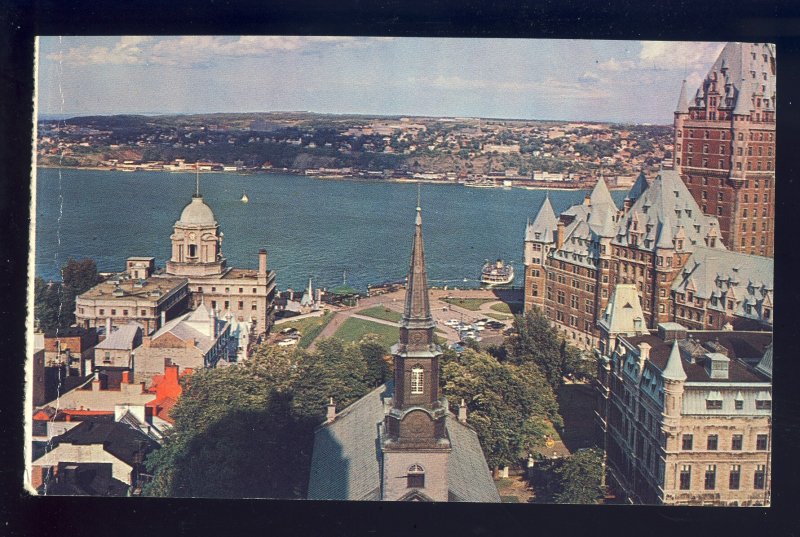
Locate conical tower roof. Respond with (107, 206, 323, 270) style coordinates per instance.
(402, 206, 435, 331)
(662, 341, 687, 381)
(526, 195, 558, 241)
(590, 176, 616, 209)
(676, 79, 690, 114)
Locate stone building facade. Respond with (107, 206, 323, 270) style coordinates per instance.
(523, 170, 773, 348)
(595, 291, 772, 506)
(75, 270, 190, 336)
(163, 191, 277, 336)
(670, 42, 776, 257)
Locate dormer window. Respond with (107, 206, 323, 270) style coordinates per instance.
(411, 367, 424, 395)
(407, 464, 425, 488)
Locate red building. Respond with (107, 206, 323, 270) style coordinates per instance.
(671, 43, 775, 257)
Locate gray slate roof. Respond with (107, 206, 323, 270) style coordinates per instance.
(525, 195, 558, 243)
(612, 169, 725, 253)
(95, 322, 142, 350)
(671, 246, 773, 322)
(307, 381, 500, 502)
(689, 43, 776, 116)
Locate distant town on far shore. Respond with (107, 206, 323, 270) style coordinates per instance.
(37, 112, 673, 190)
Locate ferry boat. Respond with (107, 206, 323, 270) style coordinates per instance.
(481, 259, 515, 286)
(241, 192, 249, 203)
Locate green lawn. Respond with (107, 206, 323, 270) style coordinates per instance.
(490, 302, 524, 315)
(333, 317, 399, 350)
(275, 312, 334, 349)
(485, 312, 513, 321)
(441, 297, 495, 311)
(357, 306, 402, 323)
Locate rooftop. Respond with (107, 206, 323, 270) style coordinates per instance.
(624, 330, 772, 383)
(78, 275, 188, 302)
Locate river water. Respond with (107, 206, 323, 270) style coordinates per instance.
(34, 168, 625, 292)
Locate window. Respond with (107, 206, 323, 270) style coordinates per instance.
(705, 465, 716, 490)
(707, 435, 718, 450)
(756, 399, 771, 410)
(99, 309, 105, 315)
(407, 464, 425, 488)
(252, 287, 257, 294)
(754, 465, 766, 490)
(680, 466, 691, 490)
(732, 434, 743, 450)
(239, 287, 243, 293)
(682, 434, 693, 450)
(756, 434, 769, 450)
(729, 465, 741, 490)
(251, 301, 257, 311)
(238, 301, 243, 310)
(141, 309, 146, 316)
(706, 399, 723, 410)
(411, 367, 424, 395)
(224, 300, 230, 310)
(188, 244, 197, 257)
(211, 300, 217, 309)
(122, 309, 128, 316)
(111, 309, 116, 316)
(211, 287, 217, 292)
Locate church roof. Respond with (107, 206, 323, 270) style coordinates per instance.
(178, 195, 217, 226)
(307, 381, 500, 502)
(403, 206, 435, 331)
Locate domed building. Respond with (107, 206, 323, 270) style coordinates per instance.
(163, 187, 276, 338)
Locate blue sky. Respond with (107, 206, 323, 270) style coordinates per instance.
(37, 36, 726, 124)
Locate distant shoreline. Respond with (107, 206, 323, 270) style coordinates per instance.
(35, 164, 631, 190)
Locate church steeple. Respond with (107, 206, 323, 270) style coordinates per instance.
(399, 205, 436, 351)
(382, 200, 450, 501)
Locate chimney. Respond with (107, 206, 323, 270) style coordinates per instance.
(91, 371, 101, 391)
(258, 249, 268, 276)
(105, 317, 112, 336)
(122, 370, 131, 384)
(637, 342, 651, 373)
(326, 397, 336, 423)
(458, 399, 468, 423)
(556, 220, 565, 249)
(160, 311, 166, 327)
(210, 307, 217, 338)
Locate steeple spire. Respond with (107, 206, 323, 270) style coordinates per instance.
(403, 204, 434, 334)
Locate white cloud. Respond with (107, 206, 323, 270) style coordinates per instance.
(597, 58, 636, 72)
(639, 41, 725, 71)
(46, 35, 390, 66)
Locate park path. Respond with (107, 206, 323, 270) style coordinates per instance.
(306, 291, 404, 351)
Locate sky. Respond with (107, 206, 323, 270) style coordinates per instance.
(37, 36, 727, 124)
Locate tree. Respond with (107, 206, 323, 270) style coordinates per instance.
(144, 346, 312, 498)
(359, 335, 390, 388)
(441, 349, 562, 472)
(34, 258, 103, 331)
(504, 310, 564, 390)
(552, 448, 604, 504)
(291, 338, 369, 423)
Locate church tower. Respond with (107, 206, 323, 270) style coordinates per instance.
(165, 176, 227, 277)
(381, 203, 451, 502)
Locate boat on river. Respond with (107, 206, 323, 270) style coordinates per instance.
(480, 259, 514, 286)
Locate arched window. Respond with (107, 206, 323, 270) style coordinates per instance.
(188, 244, 197, 257)
(411, 367, 424, 395)
(407, 464, 425, 488)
